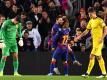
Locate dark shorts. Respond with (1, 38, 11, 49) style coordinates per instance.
(52, 46, 68, 61)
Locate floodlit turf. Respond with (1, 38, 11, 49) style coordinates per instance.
(0, 76, 107, 80)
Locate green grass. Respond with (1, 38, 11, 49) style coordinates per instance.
(0, 76, 107, 80)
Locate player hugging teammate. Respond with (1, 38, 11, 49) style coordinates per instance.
(48, 15, 82, 76)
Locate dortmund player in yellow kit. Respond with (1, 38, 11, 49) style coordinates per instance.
(75, 7, 107, 78)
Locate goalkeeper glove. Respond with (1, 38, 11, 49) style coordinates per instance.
(0, 40, 6, 48)
(18, 38, 23, 47)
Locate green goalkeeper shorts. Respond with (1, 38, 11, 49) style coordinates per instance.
(2, 44, 18, 56)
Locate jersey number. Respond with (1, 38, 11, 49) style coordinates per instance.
(62, 35, 68, 45)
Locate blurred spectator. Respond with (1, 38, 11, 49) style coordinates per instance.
(79, 8, 87, 21)
(37, 0, 48, 10)
(102, 0, 107, 10)
(54, 0, 61, 6)
(104, 9, 107, 25)
(97, 11, 105, 19)
(94, 2, 103, 13)
(21, 0, 31, 12)
(9, 4, 20, 18)
(73, 8, 87, 31)
(30, 3, 35, 11)
(73, 12, 80, 30)
(38, 5, 43, 14)
(102, 0, 107, 25)
(85, 36, 92, 49)
(23, 31, 35, 52)
(48, 1, 61, 24)
(28, 0, 38, 5)
(44, 32, 52, 51)
(61, 0, 73, 17)
(0, 14, 5, 28)
(74, 28, 86, 52)
(1, 0, 12, 18)
(39, 11, 52, 50)
(23, 21, 41, 51)
(80, 19, 87, 32)
(20, 11, 29, 29)
(38, 0, 43, 6)
(0, 0, 4, 14)
(29, 7, 42, 28)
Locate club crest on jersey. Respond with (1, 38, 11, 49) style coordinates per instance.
(16, 24, 18, 29)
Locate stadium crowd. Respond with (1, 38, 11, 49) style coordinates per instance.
(0, 0, 107, 52)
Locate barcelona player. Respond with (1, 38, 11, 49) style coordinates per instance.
(51, 15, 64, 74)
(48, 17, 71, 76)
(50, 15, 82, 75)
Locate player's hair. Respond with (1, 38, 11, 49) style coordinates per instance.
(14, 15, 21, 22)
(62, 16, 69, 28)
(56, 15, 62, 20)
(62, 16, 68, 22)
(88, 7, 96, 13)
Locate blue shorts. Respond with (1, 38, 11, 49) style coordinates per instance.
(52, 47, 68, 61)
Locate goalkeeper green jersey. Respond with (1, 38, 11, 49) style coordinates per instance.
(0, 19, 22, 45)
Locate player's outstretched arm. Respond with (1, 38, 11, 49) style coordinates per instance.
(74, 29, 90, 42)
(80, 29, 90, 38)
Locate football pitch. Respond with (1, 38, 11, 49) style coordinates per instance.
(0, 76, 107, 80)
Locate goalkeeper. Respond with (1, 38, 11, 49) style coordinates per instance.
(0, 16, 23, 76)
